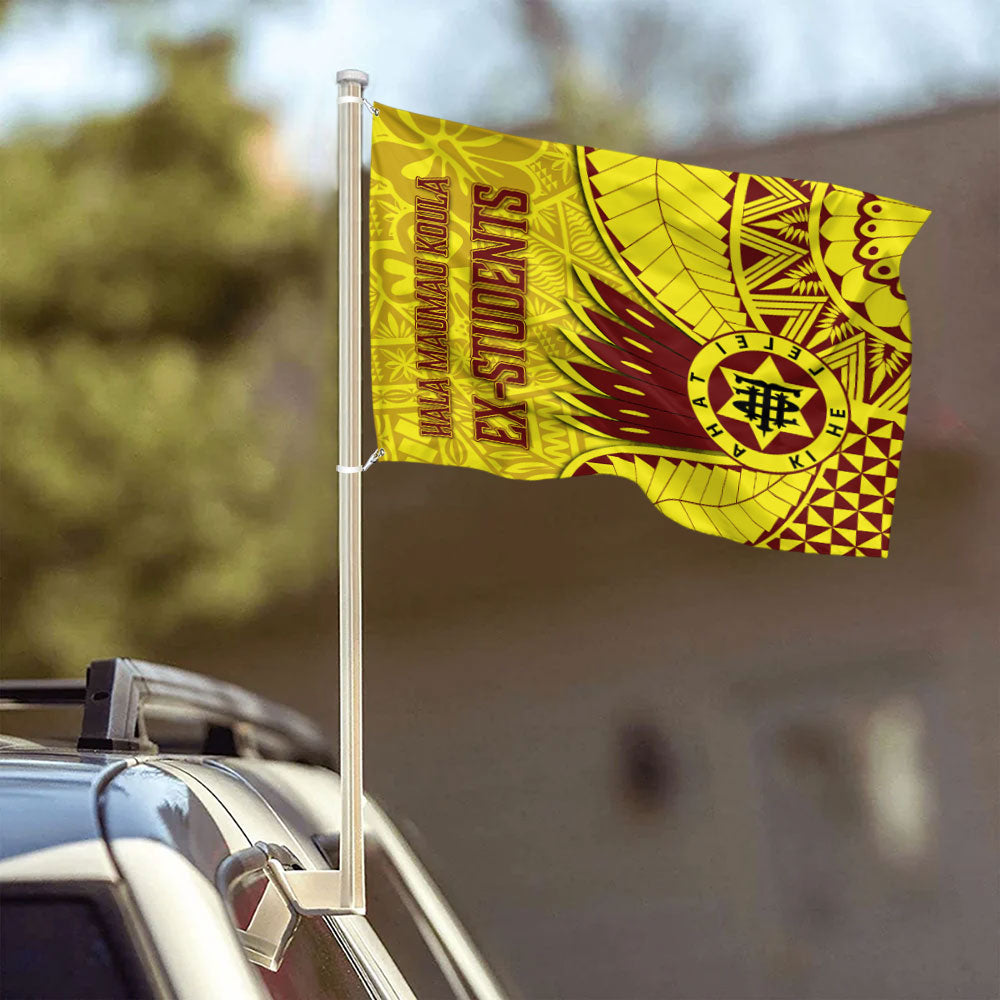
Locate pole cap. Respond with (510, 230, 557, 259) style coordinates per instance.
(336, 69, 369, 87)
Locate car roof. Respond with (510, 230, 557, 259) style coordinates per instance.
(0, 746, 343, 866)
(0, 750, 119, 860)
(0, 748, 251, 865)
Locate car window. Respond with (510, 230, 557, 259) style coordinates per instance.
(0, 888, 153, 1000)
(220, 762, 490, 998)
(228, 871, 373, 1000)
(363, 844, 472, 1000)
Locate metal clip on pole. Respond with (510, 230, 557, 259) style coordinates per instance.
(337, 447, 385, 475)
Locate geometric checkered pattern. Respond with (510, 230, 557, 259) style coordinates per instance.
(765, 418, 904, 557)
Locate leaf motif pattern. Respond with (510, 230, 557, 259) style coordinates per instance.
(580, 453, 814, 545)
(579, 149, 748, 342)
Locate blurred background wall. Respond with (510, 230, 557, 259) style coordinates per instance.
(1, 2, 998, 998)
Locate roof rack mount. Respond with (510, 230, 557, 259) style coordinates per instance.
(1, 658, 332, 767)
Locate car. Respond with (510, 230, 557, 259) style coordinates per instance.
(0, 658, 511, 1000)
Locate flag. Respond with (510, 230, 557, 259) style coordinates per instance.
(369, 104, 930, 557)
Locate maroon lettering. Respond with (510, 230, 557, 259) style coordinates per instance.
(471, 259, 526, 291)
(471, 184, 529, 214)
(471, 287, 524, 316)
(416, 177, 450, 195)
(469, 183, 529, 445)
(473, 396, 528, 447)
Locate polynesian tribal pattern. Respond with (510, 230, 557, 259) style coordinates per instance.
(369, 104, 930, 557)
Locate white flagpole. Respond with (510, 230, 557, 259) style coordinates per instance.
(336, 67, 368, 913)
(241, 71, 371, 919)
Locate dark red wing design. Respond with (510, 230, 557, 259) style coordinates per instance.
(565, 273, 721, 452)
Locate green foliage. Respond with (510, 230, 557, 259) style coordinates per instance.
(0, 32, 334, 676)
(0, 337, 333, 676)
(1, 33, 317, 351)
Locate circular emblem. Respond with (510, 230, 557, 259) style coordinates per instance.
(686, 331, 849, 473)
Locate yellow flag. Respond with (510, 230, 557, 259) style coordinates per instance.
(369, 104, 930, 557)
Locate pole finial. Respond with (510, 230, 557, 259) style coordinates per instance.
(336, 68, 369, 87)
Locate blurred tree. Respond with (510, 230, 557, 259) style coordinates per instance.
(511, 0, 747, 151)
(0, 336, 331, 675)
(0, 31, 334, 677)
(1, 32, 317, 351)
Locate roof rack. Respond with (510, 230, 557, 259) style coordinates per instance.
(0, 658, 333, 767)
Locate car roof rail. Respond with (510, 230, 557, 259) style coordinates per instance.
(0, 678, 86, 707)
(1, 658, 333, 767)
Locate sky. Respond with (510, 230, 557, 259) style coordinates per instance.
(1, 0, 997, 187)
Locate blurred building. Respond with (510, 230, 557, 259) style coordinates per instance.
(166, 98, 999, 1000)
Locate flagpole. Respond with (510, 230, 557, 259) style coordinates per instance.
(336, 67, 368, 914)
(248, 68, 370, 918)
